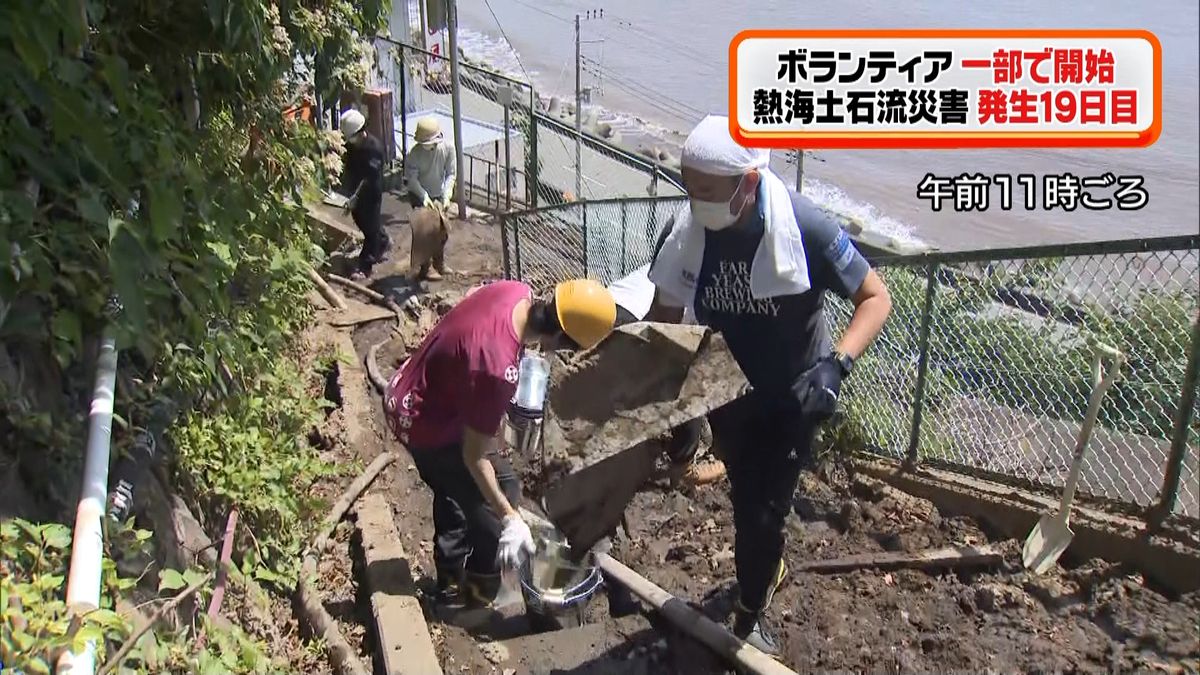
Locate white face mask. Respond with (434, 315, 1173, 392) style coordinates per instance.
(689, 176, 747, 231)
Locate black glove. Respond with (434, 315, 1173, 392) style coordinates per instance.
(665, 418, 703, 465)
(790, 354, 851, 421)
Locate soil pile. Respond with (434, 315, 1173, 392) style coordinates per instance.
(539, 323, 747, 485)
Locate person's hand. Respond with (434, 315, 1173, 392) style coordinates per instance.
(342, 197, 358, 214)
(497, 514, 535, 569)
(790, 355, 847, 422)
(441, 195, 452, 211)
(422, 195, 434, 209)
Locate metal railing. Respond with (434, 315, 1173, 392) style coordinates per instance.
(501, 198, 1200, 523)
(369, 37, 683, 213)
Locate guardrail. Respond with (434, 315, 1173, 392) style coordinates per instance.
(370, 37, 683, 214)
(501, 197, 1200, 524)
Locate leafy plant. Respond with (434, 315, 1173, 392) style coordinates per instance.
(0, 520, 132, 672)
(171, 356, 339, 587)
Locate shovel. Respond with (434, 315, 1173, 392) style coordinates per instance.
(1022, 343, 1125, 574)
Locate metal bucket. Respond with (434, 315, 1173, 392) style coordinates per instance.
(519, 523, 603, 632)
(504, 408, 543, 456)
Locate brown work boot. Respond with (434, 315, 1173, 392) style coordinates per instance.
(683, 459, 727, 486)
(424, 268, 443, 281)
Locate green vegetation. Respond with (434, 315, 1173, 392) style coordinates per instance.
(1, 0, 388, 670)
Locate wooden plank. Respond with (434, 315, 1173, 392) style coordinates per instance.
(793, 545, 1004, 574)
(357, 494, 442, 675)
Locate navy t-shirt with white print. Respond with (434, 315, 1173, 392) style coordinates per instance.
(652, 184, 869, 399)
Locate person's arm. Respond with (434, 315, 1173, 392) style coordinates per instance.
(440, 145, 456, 201)
(645, 288, 684, 323)
(462, 426, 516, 519)
(836, 268, 891, 359)
(808, 211, 892, 357)
(644, 217, 685, 323)
(461, 370, 518, 518)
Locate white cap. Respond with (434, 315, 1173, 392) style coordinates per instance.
(339, 109, 366, 138)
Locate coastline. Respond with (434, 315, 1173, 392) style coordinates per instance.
(454, 28, 931, 253)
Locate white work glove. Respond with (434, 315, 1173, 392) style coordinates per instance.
(441, 195, 452, 210)
(497, 514, 535, 569)
(422, 194, 434, 209)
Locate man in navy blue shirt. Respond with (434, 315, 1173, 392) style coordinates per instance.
(648, 115, 892, 656)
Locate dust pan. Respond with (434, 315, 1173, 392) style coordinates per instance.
(1022, 344, 1125, 575)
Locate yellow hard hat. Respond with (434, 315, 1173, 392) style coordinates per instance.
(554, 279, 616, 350)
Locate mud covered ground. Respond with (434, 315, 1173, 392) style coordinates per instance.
(613, 465, 1199, 673)
(338, 193, 1199, 674)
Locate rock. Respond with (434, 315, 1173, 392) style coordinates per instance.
(860, 502, 886, 524)
(837, 500, 862, 531)
(479, 641, 510, 664)
(974, 583, 1028, 612)
(793, 496, 823, 520)
(957, 588, 976, 614)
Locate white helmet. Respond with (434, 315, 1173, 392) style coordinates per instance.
(339, 109, 366, 139)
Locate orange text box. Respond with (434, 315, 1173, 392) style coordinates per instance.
(729, 29, 1161, 149)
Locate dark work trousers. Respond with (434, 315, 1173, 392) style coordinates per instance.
(708, 392, 818, 613)
(352, 195, 388, 275)
(409, 442, 522, 581)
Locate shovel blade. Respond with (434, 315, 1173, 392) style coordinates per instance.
(1021, 514, 1075, 575)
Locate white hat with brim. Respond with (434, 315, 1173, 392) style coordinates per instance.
(414, 117, 444, 146)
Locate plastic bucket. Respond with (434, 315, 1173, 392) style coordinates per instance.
(519, 527, 603, 632)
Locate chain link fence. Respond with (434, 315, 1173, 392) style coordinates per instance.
(369, 38, 683, 212)
(501, 197, 686, 293)
(502, 198, 1200, 520)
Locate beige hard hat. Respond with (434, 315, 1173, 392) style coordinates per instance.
(414, 116, 443, 145)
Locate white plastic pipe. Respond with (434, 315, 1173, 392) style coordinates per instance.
(57, 330, 119, 675)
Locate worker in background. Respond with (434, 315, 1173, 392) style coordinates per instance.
(339, 109, 389, 280)
(383, 279, 617, 607)
(646, 115, 893, 655)
(404, 116, 456, 211)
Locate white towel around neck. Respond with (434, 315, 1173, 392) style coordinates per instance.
(649, 115, 810, 311)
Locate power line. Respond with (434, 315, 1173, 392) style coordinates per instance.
(600, 11, 716, 66)
(581, 55, 704, 122)
(482, 0, 534, 82)
(506, 0, 573, 25)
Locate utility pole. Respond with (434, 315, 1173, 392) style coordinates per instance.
(795, 149, 805, 193)
(447, 0, 467, 218)
(574, 13, 583, 201)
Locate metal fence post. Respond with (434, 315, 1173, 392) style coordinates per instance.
(581, 202, 589, 277)
(1146, 311, 1200, 530)
(398, 45, 408, 160)
(514, 213, 524, 280)
(904, 263, 940, 470)
(500, 212, 512, 279)
(620, 200, 629, 275)
(530, 110, 540, 207)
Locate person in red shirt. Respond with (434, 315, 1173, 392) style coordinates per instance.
(384, 278, 617, 606)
